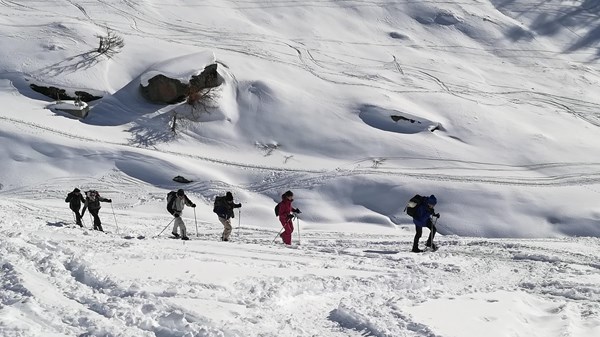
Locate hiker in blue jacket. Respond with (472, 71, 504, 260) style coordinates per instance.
(412, 195, 440, 252)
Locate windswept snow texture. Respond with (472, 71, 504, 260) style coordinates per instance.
(1, 0, 600, 336)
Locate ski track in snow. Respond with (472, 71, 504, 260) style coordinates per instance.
(2, 116, 600, 191)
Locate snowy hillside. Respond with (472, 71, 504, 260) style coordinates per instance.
(0, 0, 599, 336)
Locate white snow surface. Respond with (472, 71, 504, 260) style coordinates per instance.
(0, 0, 599, 336)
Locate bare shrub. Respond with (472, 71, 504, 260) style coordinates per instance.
(255, 142, 280, 156)
(96, 27, 124, 58)
(372, 158, 386, 168)
(170, 111, 178, 133)
(186, 86, 218, 120)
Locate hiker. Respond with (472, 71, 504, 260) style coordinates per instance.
(213, 191, 242, 241)
(82, 190, 112, 232)
(411, 194, 440, 252)
(65, 188, 85, 227)
(167, 189, 196, 240)
(277, 190, 301, 245)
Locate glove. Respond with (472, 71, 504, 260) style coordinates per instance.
(433, 213, 440, 218)
(293, 208, 301, 214)
(191, 203, 196, 208)
(108, 199, 112, 203)
(237, 203, 242, 208)
(174, 212, 180, 218)
(287, 214, 294, 220)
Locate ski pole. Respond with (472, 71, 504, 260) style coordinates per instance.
(156, 218, 175, 238)
(272, 227, 284, 244)
(237, 208, 241, 237)
(110, 202, 119, 234)
(430, 216, 438, 248)
(297, 216, 301, 246)
(194, 208, 198, 237)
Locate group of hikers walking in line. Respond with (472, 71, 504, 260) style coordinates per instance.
(66, 187, 440, 252)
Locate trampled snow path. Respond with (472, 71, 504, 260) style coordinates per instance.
(1, 197, 599, 337)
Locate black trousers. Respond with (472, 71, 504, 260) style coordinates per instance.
(89, 208, 104, 231)
(70, 207, 83, 226)
(413, 219, 436, 249)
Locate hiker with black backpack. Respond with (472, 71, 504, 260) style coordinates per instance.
(166, 189, 196, 240)
(276, 190, 301, 245)
(213, 191, 242, 241)
(407, 194, 440, 252)
(82, 190, 112, 232)
(65, 188, 85, 227)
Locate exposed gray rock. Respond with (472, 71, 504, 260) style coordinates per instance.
(29, 84, 102, 102)
(140, 63, 221, 104)
(139, 74, 188, 104)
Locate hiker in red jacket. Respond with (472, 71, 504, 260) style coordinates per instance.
(277, 190, 300, 245)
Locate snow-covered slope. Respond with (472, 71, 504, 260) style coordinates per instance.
(1, 0, 599, 336)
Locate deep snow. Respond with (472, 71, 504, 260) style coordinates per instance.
(1, 0, 599, 336)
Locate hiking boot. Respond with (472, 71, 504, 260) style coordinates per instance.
(171, 232, 180, 238)
(181, 236, 190, 241)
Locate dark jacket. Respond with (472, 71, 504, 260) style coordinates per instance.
(83, 190, 110, 213)
(413, 203, 435, 227)
(65, 191, 85, 211)
(214, 196, 241, 219)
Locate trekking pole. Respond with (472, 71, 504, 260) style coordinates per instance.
(155, 218, 175, 238)
(110, 202, 119, 234)
(272, 227, 284, 244)
(430, 216, 438, 249)
(237, 208, 241, 237)
(297, 215, 301, 246)
(194, 208, 198, 237)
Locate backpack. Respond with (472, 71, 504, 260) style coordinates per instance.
(213, 196, 227, 214)
(274, 202, 280, 217)
(405, 194, 425, 218)
(85, 190, 100, 209)
(166, 191, 177, 214)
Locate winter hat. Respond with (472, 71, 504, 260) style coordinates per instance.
(73, 188, 80, 193)
(225, 191, 233, 201)
(177, 189, 185, 196)
(283, 190, 294, 198)
(428, 195, 437, 205)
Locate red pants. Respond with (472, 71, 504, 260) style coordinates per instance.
(279, 216, 294, 245)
